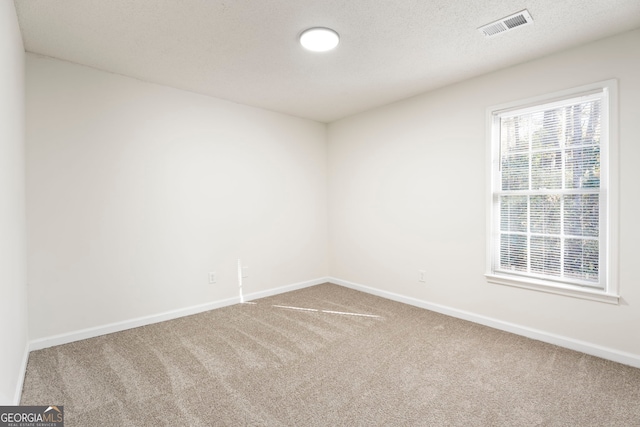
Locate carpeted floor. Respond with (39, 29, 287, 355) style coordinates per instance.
(21, 283, 640, 426)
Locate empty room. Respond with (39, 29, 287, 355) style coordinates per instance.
(2, 0, 640, 425)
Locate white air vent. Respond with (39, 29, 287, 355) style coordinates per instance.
(478, 10, 533, 38)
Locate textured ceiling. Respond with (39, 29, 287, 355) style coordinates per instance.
(14, 0, 640, 123)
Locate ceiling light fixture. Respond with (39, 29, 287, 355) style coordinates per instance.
(299, 27, 340, 52)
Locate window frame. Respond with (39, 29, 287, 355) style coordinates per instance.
(485, 80, 619, 304)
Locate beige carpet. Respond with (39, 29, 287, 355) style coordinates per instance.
(21, 283, 640, 426)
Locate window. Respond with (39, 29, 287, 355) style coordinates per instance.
(486, 80, 618, 303)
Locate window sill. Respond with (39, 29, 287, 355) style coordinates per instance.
(485, 274, 619, 305)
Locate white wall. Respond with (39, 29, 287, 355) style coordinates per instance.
(328, 29, 640, 357)
(0, 1, 28, 405)
(26, 55, 328, 340)
(23, 22, 640, 364)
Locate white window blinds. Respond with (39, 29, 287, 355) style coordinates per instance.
(491, 91, 607, 289)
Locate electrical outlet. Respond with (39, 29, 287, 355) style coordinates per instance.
(418, 270, 426, 283)
(208, 272, 217, 284)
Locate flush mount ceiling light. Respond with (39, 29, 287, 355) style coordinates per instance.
(299, 27, 340, 52)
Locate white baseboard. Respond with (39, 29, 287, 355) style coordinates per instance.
(329, 277, 640, 369)
(243, 277, 329, 302)
(12, 342, 30, 405)
(29, 296, 240, 352)
(28, 276, 331, 353)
